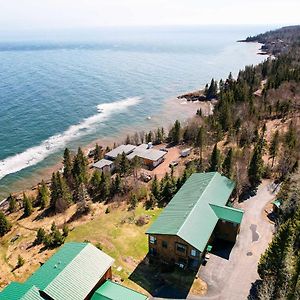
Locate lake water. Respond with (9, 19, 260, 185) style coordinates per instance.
(0, 25, 273, 198)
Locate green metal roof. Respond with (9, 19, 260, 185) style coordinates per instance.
(272, 199, 282, 208)
(209, 204, 244, 224)
(146, 172, 243, 252)
(0, 283, 42, 300)
(0, 243, 115, 300)
(91, 280, 148, 300)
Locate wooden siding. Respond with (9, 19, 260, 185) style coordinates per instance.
(85, 267, 112, 300)
(148, 234, 202, 268)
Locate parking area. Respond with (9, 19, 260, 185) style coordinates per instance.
(195, 181, 276, 300)
(147, 146, 182, 179)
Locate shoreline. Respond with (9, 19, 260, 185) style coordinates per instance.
(0, 97, 210, 201)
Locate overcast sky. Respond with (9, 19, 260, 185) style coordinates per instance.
(0, 0, 299, 30)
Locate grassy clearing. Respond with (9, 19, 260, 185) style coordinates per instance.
(66, 203, 162, 292)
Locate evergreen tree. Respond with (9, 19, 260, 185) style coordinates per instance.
(151, 175, 160, 201)
(0, 211, 12, 237)
(50, 172, 72, 213)
(205, 78, 218, 99)
(36, 180, 50, 209)
(89, 170, 101, 200)
(169, 120, 181, 144)
(209, 144, 221, 172)
(23, 193, 33, 217)
(62, 224, 69, 237)
(269, 130, 280, 167)
(8, 194, 16, 213)
(34, 228, 46, 245)
(63, 148, 73, 185)
(94, 144, 102, 162)
(99, 172, 111, 200)
(129, 193, 138, 210)
(248, 141, 264, 187)
(72, 147, 88, 185)
(16, 255, 25, 268)
(112, 174, 122, 195)
(222, 148, 234, 178)
(117, 152, 130, 176)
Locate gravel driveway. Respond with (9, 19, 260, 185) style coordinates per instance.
(194, 180, 276, 300)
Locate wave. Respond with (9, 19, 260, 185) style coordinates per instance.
(0, 97, 141, 181)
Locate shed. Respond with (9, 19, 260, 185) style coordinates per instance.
(93, 159, 114, 173)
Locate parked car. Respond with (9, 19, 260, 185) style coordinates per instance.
(181, 148, 192, 157)
(169, 160, 179, 168)
(140, 173, 152, 182)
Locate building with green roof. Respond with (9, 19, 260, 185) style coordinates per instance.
(91, 280, 148, 300)
(0, 242, 115, 300)
(146, 172, 244, 269)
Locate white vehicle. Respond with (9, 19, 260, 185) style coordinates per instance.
(181, 148, 192, 157)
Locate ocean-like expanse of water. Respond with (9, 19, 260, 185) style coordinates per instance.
(0, 25, 275, 198)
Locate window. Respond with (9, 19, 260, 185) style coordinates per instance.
(149, 235, 156, 244)
(149, 248, 157, 255)
(176, 243, 186, 254)
(162, 240, 168, 248)
(191, 249, 197, 257)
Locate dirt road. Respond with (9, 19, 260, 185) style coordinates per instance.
(195, 180, 276, 300)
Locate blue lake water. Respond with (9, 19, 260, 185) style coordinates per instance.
(0, 25, 273, 197)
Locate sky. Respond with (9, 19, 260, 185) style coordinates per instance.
(0, 0, 299, 30)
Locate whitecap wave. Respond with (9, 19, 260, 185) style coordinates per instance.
(0, 97, 141, 181)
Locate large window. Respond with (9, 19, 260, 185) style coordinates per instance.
(191, 249, 198, 257)
(149, 235, 157, 244)
(176, 243, 186, 254)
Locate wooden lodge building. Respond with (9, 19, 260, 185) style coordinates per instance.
(146, 172, 244, 269)
(0, 243, 148, 300)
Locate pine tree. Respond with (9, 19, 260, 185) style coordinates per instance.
(99, 172, 111, 200)
(0, 211, 12, 236)
(169, 120, 181, 144)
(151, 175, 160, 201)
(34, 228, 46, 245)
(8, 194, 16, 213)
(50, 172, 59, 211)
(63, 148, 73, 185)
(36, 180, 50, 209)
(222, 148, 234, 178)
(89, 170, 101, 200)
(118, 152, 130, 176)
(248, 142, 264, 187)
(210, 144, 221, 172)
(72, 147, 88, 185)
(269, 130, 280, 167)
(94, 144, 102, 162)
(56, 173, 72, 212)
(16, 255, 25, 268)
(129, 193, 138, 210)
(23, 193, 33, 217)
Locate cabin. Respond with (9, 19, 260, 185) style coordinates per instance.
(104, 144, 136, 160)
(0, 242, 147, 300)
(92, 159, 115, 173)
(127, 144, 166, 169)
(146, 172, 244, 270)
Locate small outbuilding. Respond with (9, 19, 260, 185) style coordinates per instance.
(92, 159, 115, 173)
